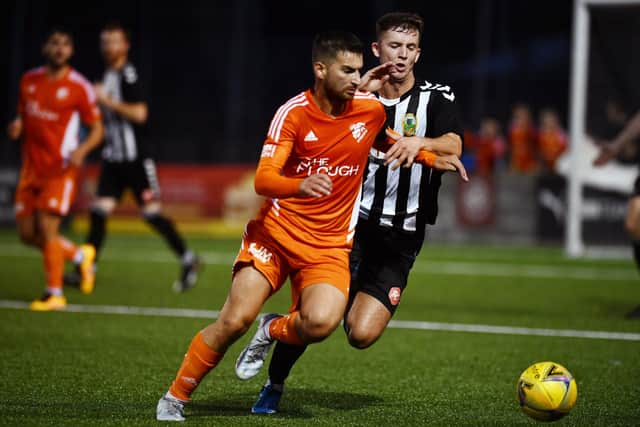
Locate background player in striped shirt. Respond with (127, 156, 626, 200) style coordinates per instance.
(7, 28, 104, 311)
(64, 23, 201, 293)
(249, 12, 468, 414)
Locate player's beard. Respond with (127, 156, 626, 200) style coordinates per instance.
(47, 55, 68, 71)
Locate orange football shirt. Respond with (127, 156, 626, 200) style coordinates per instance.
(18, 66, 101, 178)
(254, 89, 386, 249)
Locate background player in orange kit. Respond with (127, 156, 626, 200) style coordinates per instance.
(155, 30, 466, 421)
(6, 27, 104, 310)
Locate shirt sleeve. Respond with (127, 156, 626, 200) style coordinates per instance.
(78, 81, 101, 125)
(121, 65, 146, 103)
(254, 111, 303, 198)
(430, 89, 464, 139)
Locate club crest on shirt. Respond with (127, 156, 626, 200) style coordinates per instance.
(402, 113, 417, 136)
(56, 87, 69, 100)
(350, 122, 368, 143)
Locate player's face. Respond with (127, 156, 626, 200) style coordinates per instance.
(43, 33, 73, 69)
(101, 29, 129, 65)
(322, 51, 363, 101)
(373, 28, 421, 82)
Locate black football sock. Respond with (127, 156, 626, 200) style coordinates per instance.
(144, 213, 187, 257)
(87, 207, 107, 261)
(633, 241, 640, 272)
(268, 342, 308, 386)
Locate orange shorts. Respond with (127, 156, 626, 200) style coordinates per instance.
(233, 219, 350, 312)
(15, 166, 78, 219)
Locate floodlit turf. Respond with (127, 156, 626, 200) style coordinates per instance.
(0, 229, 639, 426)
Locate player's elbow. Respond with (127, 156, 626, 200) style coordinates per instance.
(254, 176, 269, 197)
(133, 105, 148, 124)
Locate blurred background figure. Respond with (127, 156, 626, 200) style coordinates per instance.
(537, 108, 567, 174)
(508, 103, 538, 174)
(472, 117, 506, 177)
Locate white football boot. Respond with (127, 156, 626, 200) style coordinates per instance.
(235, 313, 281, 380)
(156, 393, 186, 421)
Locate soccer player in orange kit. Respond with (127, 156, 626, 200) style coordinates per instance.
(7, 27, 103, 310)
(155, 29, 466, 421)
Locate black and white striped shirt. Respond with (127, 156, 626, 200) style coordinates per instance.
(359, 80, 463, 236)
(100, 62, 147, 162)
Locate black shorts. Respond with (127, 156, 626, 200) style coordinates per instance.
(96, 159, 160, 205)
(348, 221, 423, 315)
(635, 175, 640, 197)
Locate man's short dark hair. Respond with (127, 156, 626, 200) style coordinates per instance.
(46, 26, 74, 44)
(312, 30, 363, 63)
(376, 12, 424, 40)
(102, 21, 131, 42)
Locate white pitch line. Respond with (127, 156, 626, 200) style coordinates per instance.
(0, 244, 636, 281)
(1, 299, 639, 342)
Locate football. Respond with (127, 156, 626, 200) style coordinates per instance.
(516, 361, 578, 421)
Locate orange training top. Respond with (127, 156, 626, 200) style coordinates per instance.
(18, 66, 101, 178)
(254, 89, 386, 249)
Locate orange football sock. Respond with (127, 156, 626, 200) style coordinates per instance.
(269, 312, 304, 345)
(169, 332, 224, 401)
(43, 238, 64, 289)
(58, 237, 77, 262)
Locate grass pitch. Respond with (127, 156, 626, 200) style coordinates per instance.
(0, 229, 639, 426)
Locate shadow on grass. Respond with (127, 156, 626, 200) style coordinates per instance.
(189, 387, 383, 419)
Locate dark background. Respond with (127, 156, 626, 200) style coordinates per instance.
(2, 0, 575, 164)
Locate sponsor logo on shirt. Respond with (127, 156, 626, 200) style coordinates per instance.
(295, 157, 360, 177)
(248, 242, 273, 264)
(25, 100, 59, 121)
(261, 144, 276, 158)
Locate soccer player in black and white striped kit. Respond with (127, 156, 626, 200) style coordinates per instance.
(242, 12, 468, 413)
(68, 23, 201, 292)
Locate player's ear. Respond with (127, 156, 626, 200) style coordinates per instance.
(313, 61, 327, 80)
(371, 42, 380, 58)
(414, 48, 421, 64)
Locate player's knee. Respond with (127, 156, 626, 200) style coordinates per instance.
(219, 314, 254, 337)
(92, 199, 115, 215)
(346, 325, 379, 350)
(142, 202, 162, 218)
(298, 312, 340, 343)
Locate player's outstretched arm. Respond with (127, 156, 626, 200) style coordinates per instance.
(94, 83, 148, 124)
(383, 128, 468, 181)
(384, 132, 462, 170)
(431, 154, 469, 182)
(594, 110, 640, 166)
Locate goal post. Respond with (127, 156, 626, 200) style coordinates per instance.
(566, 0, 640, 257)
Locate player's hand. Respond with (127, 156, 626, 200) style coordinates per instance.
(358, 62, 394, 93)
(7, 118, 22, 140)
(433, 154, 469, 182)
(384, 128, 424, 170)
(94, 83, 109, 105)
(298, 174, 332, 198)
(69, 147, 87, 167)
(593, 141, 619, 167)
